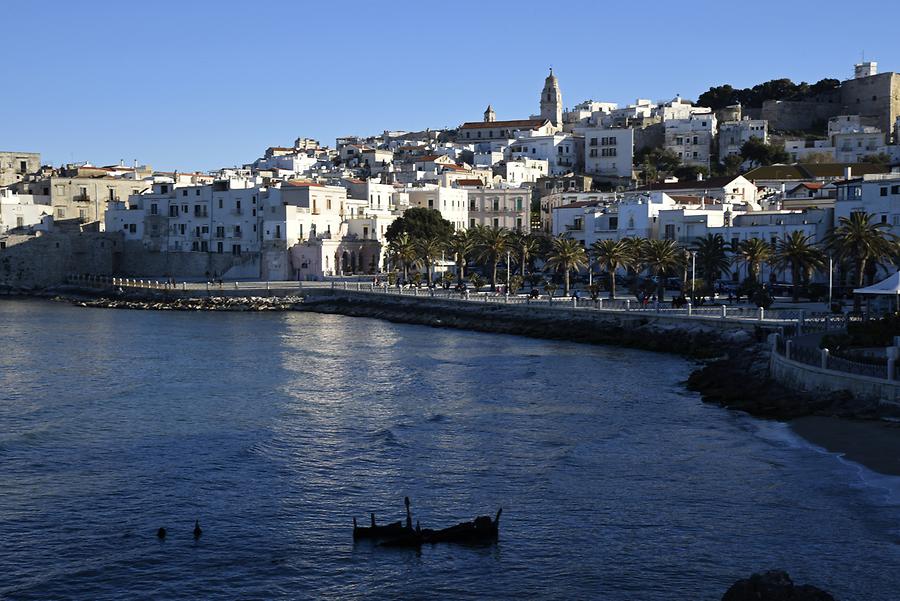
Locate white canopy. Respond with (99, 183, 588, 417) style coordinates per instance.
(854, 271, 900, 295)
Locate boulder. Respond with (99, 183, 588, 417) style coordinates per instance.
(722, 570, 835, 601)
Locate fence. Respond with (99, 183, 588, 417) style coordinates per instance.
(774, 332, 899, 383)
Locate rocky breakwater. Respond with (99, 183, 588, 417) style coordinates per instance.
(721, 570, 835, 601)
(71, 295, 304, 312)
(298, 292, 757, 359)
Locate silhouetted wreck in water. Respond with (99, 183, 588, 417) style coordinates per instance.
(353, 497, 502, 548)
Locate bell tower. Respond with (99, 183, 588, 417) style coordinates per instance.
(484, 104, 496, 123)
(540, 68, 562, 128)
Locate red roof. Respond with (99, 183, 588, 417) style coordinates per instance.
(455, 179, 484, 187)
(459, 118, 548, 130)
(285, 180, 324, 188)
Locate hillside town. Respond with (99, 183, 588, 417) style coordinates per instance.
(2, 62, 900, 302)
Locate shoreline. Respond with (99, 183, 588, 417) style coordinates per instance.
(790, 416, 900, 477)
(7, 290, 900, 477)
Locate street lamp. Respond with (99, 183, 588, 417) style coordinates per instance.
(827, 255, 834, 308)
(690, 250, 697, 302)
(506, 250, 511, 292)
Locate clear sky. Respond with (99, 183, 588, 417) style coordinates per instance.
(3, 0, 896, 172)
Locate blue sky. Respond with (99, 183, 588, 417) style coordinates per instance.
(2, 0, 896, 172)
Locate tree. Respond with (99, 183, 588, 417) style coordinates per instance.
(590, 238, 636, 300)
(469, 273, 485, 293)
(385, 207, 452, 243)
(733, 238, 772, 284)
(641, 239, 684, 301)
(719, 154, 744, 176)
(446, 230, 473, 283)
(773, 231, 826, 302)
(860, 152, 892, 165)
(473, 226, 511, 292)
(698, 84, 740, 110)
(386, 232, 418, 282)
(543, 235, 588, 295)
(513, 232, 542, 277)
(635, 148, 681, 182)
(415, 236, 446, 285)
(692, 234, 732, 288)
(827, 212, 897, 310)
(673, 164, 708, 182)
(509, 275, 524, 295)
(740, 138, 789, 167)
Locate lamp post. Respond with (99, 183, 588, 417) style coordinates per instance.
(690, 250, 697, 302)
(827, 255, 833, 308)
(506, 250, 511, 292)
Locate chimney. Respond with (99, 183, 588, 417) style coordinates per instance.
(696, 172, 704, 182)
(844, 166, 852, 180)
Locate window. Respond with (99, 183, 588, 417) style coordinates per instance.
(218, 198, 223, 209)
(160, 185, 169, 194)
(169, 205, 179, 217)
(196, 189, 200, 196)
(19, 160, 27, 173)
(428, 199, 434, 208)
(882, 214, 888, 224)
(232, 244, 241, 256)
(516, 198, 523, 211)
(216, 226, 225, 238)
(892, 186, 900, 195)
(217, 242, 223, 254)
(183, 190, 188, 197)
(492, 198, 499, 211)
(470, 200, 476, 210)
(516, 217, 522, 231)
(275, 225, 281, 239)
(129, 224, 136, 234)
(493, 218, 499, 228)
(150, 203, 158, 215)
(589, 149, 598, 157)
(200, 241, 208, 252)
(881, 187, 889, 196)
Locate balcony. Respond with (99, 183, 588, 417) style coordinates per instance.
(565, 223, 584, 231)
(73, 194, 91, 203)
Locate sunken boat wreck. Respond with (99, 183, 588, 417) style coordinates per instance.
(353, 497, 501, 547)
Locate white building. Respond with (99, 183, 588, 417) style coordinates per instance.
(664, 112, 717, 167)
(404, 183, 468, 231)
(509, 132, 581, 176)
(498, 157, 549, 185)
(834, 174, 900, 230)
(0, 189, 52, 234)
(719, 119, 768, 158)
(581, 127, 634, 180)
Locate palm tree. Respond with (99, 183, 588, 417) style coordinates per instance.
(416, 236, 446, 285)
(387, 232, 417, 282)
(473, 226, 511, 291)
(543, 235, 589, 296)
(733, 237, 772, 284)
(692, 234, 732, 287)
(622, 237, 648, 279)
(514, 232, 542, 277)
(590, 238, 635, 300)
(827, 211, 897, 310)
(773, 231, 826, 302)
(641, 239, 684, 301)
(446, 231, 473, 283)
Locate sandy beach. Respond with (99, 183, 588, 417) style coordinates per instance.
(791, 416, 900, 477)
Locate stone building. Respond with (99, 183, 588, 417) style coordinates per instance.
(840, 62, 900, 140)
(0, 151, 41, 187)
(540, 68, 563, 128)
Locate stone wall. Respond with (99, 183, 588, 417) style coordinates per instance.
(770, 348, 900, 405)
(0, 231, 122, 288)
(761, 99, 842, 133)
(116, 241, 261, 279)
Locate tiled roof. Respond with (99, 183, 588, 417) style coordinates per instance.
(285, 180, 325, 188)
(634, 176, 740, 191)
(455, 179, 484, 187)
(745, 163, 890, 180)
(556, 200, 600, 209)
(459, 118, 548, 130)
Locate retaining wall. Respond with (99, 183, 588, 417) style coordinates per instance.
(770, 349, 900, 405)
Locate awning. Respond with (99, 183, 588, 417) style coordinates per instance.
(853, 271, 900, 295)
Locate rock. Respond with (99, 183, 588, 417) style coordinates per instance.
(722, 570, 835, 601)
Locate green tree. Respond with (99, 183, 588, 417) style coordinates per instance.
(827, 212, 897, 310)
(473, 225, 512, 292)
(773, 231, 826, 302)
(513, 232, 542, 277)
(509, 275, 524, 295)
(641, 239, 684, 301)
(590, 238, 636, 300)
(386, 232, 418, 282)
(698, 84, 740, 110)
(446, 230, 473, 283)
(543, 236, 589, 295)
(469, 273, 485, 293)
(692, 234, 732, 289)
(733, 237, 773, 284)
(741, 138, 790, 166)
(860, 152, 892, 165)
(415, 236, 446, 285)
(385, 207, 453, 243)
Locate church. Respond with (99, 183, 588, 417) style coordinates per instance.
(458, 69, 563, 142)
